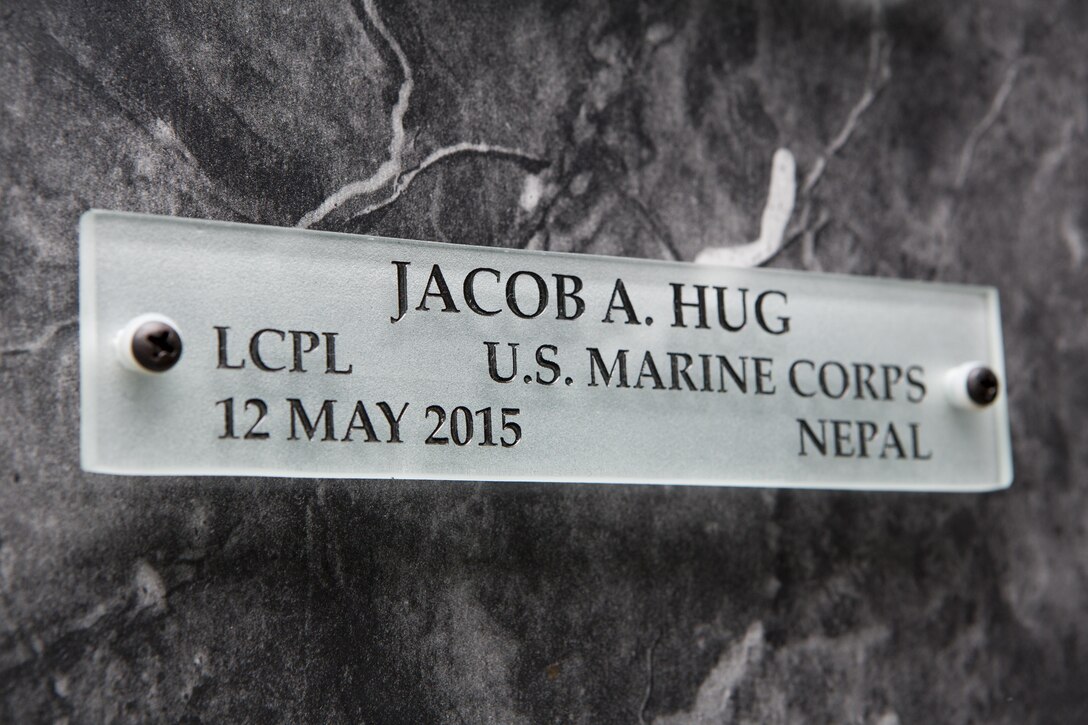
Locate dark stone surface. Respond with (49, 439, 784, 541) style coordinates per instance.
(2, 0, 1086, 722)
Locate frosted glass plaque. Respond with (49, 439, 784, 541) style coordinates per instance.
(79, 210, 1012, 491)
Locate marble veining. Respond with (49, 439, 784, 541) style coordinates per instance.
(1, 0, 1086, 722)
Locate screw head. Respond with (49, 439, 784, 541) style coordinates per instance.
(966, 366, 999, 406)
(131, 321, 182, 372)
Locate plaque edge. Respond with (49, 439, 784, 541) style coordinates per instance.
(75, 209, 1016, 492)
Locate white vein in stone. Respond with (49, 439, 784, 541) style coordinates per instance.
(297, 0, 541, 230)
(695, 148, 797, 268)
(362, 0, 413, 172)
(653, 621, 765, 724)
(803, 8, 891, 196)
(697, 3, 890, 269)
(1, 319, 77, 357)
(638, 634, 660, 725)
(1061, 210, 1085, 267)
(955, 62, 1020, 189)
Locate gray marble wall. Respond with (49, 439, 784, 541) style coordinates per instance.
(2, 0, 1086, 722)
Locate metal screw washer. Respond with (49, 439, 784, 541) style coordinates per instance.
(132, 320, 183, 372)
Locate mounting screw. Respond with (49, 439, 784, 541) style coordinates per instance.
(117, 315, 183, 374)
(945, 361, 1000, 410)
(966, 366, 999, 407)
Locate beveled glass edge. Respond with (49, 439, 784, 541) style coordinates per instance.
(76, 460, 1014, 493)
(79, 211, 101, 473)
(986, 287, 1014, 489)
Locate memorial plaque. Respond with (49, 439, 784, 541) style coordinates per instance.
(79, 210, 1012, 491)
